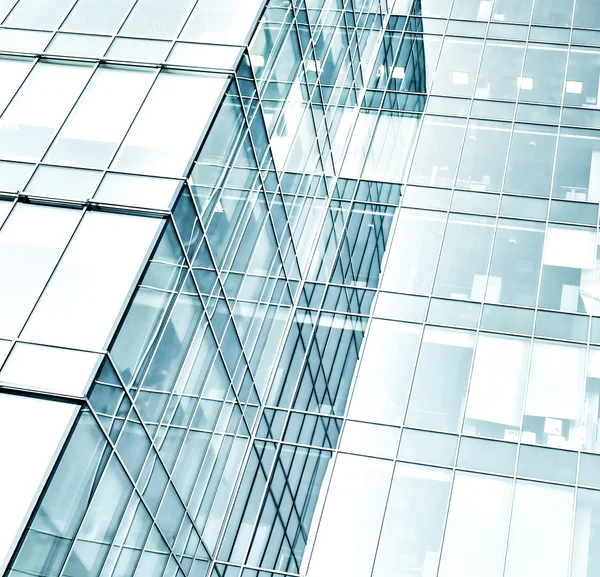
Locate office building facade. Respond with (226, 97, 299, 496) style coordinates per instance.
(2, 0, 600, 576)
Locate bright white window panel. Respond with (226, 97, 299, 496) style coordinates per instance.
(167, 43, 241, 69)
(94, 173, 181, 210)
(110, 72, 228, 178)
(0, 394, 75, 569)
(21, 211, 162, 350)
(0, 343, 101, 397)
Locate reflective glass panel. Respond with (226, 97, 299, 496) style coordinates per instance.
(456, 120, 511, 192)
(520, 44, 567, 105)
(61, 0, 136, 34)
(539, 224, 596, 314)
(0, 204, 81, 339)
(439, 472, 512, 577)
(0, 61, 92, 162)
(349, 320, 422, 425)
(0, 393, 75, 566)
(505, 124, 557, 197)
(120, 0, 196, 38)
(21, 212, 162, 350)
(408, 116, 466, 187)
(0, 343, 101, 396)
(0, 57, 33, 115)
(308, 454, 394, 577)
(372, 463, 452, 577)
(405, 327, 476, 432)
(3, 0, 75, 28)
(583, 347, 600, 453)
(463, 333, 529, 440)
(485, 219, 545, 306)
(181, 0, 264, 44)
(111, 72, 227, 177)
(504, 481, 574, 577)
(431, 37, 484, 98)
(381, 209, 446, 295)
(432, 214, 495, 300)
(554, 128, 600, 203)
(522, 340, 585, 449)
(572, 488, 600, 577)
(45, 66, 155, 168)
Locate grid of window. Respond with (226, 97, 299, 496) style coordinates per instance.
(303, 1, 600, 577)
(2, 0, 396, 576)
(6, 0, 600, 577)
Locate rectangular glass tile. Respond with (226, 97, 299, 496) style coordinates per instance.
(0, 343, 101, 396)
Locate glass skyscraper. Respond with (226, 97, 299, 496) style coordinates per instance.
(3, 0, 600, 576)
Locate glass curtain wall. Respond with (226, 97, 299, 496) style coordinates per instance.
(303, 1, 600, 577)
(6, 1, 600, 577)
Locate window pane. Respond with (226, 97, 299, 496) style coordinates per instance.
(432, 214, 495, 300)
(456, 120, 511, 192)
(61, 0, 136, 34)
(574, 0, 600, 29)
(517, 444, 577, 484)
(0, 61, 92, 162)
(505, 481, 574, 577)
(522, 340, 586, 449)
(362, 112, 419, 183)
(394, 33, 443, 94)
(44, 66, 155, 168)
(46, 32, 110, 58)
(94, 173, 180, 210)
(0, 160, 35, 191)
(0, 198, 11, 225)
(505, 124, 557, 197)
(492, 0, 534, 23)
(583, 347, 600, 453)
(564, 48, 600, 109)
(76, 454, 133, 543)
(21, 212, 162, 350)
(539, 224, 596, 313)
(532, 0, 574, 26)
(26, 411, 106, 542)
(120, 0, 196, 39)
(405, 327, 476, 432)
(0, 57, 33, 115)
(486, 219, 545, 306)
(451, 0, 494, 20)
(181, 0, 263, 44)
(439, 472, 512, 577)
(381, 209, 446, 295)
(520, 44, 567, 105)
(25, 165, 102, 201)
(0, 343, 101, 397)
(111, 72, 227, 177)
(0, 204, 81, 339)
(463, 333, 529, 440)
(554, 128, 600, 202)
(349, 320, 422, 425)
(571, 488, 600, 577)
(457, 436, 517, 474)
(0, 0, 17, 21)
(373, 463, 452, 577)
(340, 421, 401, 459)
(416, 0, 453, 17)
(431, 37, 484, 98)
(4, 0, 75, 29)
(398, 428, 458, 467)
(0, 340, 9, 366)
(0, 393, 76, 565)
(408, 116, 466, 187)
(307, 454, 394, 577)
